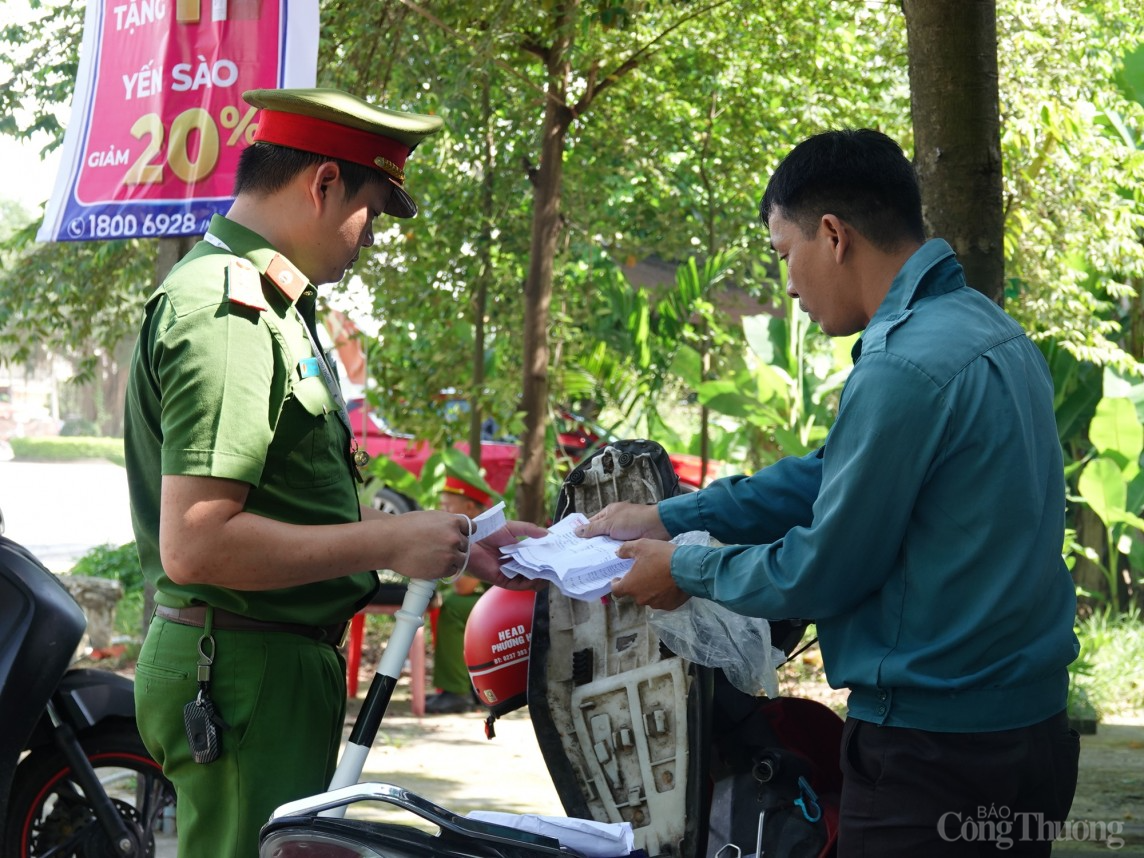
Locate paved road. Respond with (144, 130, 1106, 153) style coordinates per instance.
(0, 460, 135, 571)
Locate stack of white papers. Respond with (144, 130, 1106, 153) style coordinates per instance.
(500, 513, 632, 600)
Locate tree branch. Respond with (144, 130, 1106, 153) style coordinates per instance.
(394, 0, 558, 105)
(573, 0, 737, 115)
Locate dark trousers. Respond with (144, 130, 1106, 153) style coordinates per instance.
(838, 711, 1079, 857)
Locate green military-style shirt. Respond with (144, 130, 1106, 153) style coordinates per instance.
(124, 215, 377, 626)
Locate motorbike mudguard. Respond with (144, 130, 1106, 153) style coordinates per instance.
(527, 442, 711, 858)
(526, 442, 813, 858)
(21, 668, 138, 754)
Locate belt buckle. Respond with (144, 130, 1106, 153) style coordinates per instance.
(336, 621, 351, 649)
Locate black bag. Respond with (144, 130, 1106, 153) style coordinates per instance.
(706, 683, 843, 858)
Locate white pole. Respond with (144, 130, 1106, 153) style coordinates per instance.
(322, 577, 437, 816)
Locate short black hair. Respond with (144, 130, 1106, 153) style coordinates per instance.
(233, 142, 384, 200)
(759, 129, 925, 251)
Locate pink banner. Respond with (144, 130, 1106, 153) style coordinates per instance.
(39, 0, 318, 242)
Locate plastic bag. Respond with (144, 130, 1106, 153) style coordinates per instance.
(648, 531, 786, 697)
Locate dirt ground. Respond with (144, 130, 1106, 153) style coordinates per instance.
(346, 652, 1144, 856)
(1059, 716, 1144, 856)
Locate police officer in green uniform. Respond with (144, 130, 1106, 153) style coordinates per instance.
(124, 87, 545, 858)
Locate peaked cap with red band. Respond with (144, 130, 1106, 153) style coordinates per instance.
(443, 475, 492, 508)
(243, 87, 443, 219)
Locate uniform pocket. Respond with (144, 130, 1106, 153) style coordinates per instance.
(134, 622, 198, 768)
(134, 621, 195, 690)
(279, 375, 346, 489)
(133, 660, 191, 683)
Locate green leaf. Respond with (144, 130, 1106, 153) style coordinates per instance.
(1078, 456, 1128, 528)
(697, 380, 757, 418)
(364, 456, 422, 496)
(1114, 42, 1144, 108)
(743, 313, 778, 364)
(1089, 397, 1143, 478)
(439, 446, 497, 498)
(670, 344, 704, 389)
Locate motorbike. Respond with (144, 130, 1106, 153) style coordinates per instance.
(258, 442, 842, 858)
(258, 577, 588, 858)
(0, 506, 177, 858)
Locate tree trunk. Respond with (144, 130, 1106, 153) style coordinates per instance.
(468, 78, 495, 468)
(100, 337, 134, 437)
(1073, 506, 1110, 615)
(517, 21, 576, 525)
(903, 0, 1004, 305)
(518, 109, 573, 524)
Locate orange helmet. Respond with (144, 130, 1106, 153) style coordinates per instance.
(464, 587, 535, 733)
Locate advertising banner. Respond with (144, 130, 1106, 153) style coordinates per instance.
(38, 0, 318, 242)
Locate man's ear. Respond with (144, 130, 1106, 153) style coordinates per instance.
(820, 214, 851, 262)
(309, 161, 342, 208)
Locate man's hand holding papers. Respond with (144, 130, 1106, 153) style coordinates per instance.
(574, 501, 689, 610)
(500, 513, 635, 601)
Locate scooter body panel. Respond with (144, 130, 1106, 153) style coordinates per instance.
(0, 534, 86, 843)
(262, 818, 568, 858)
(21, 668, 138, 753)
(527, 443, 710, 858)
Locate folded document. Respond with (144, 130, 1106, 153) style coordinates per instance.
(499, 513, 632, 600)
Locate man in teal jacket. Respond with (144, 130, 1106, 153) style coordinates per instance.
(580, 129, 1079, 857)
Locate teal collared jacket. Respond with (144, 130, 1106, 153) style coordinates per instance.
(661, 239, 1078, 732)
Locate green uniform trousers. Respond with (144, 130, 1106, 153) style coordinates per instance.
(431, 591, 480, 695)
(134, 617, 346, 858)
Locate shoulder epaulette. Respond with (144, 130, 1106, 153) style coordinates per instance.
(226, 258, 268, 311)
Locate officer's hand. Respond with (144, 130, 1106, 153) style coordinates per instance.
(384, 510, 474, 580)
(609, 539, 689, 610)
(575, 502, 670, 542)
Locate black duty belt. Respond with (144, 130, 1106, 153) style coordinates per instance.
(154, 604, 350, 647)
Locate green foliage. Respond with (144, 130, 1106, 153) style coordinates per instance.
(567, 250, 741, 446)
(1071, 607, 1144, 717)
(362, 445, 502, 513)
(311, 0, 917, 462)
(70, 541, 144, 637)
(9, 436, 125, 466)
(1071, 385, 1144, 613)
(1040, 339, 1103, 459)
(60, 418, 100, 437)
(1117, 42, 1144, 106)
(0, 224, 155, 376)
(1000, 2, 1144, 369)
(71, 541, 143, 595)
(694, 284, 852, 471)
